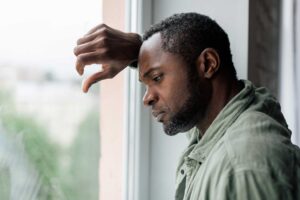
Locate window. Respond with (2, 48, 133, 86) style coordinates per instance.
(0, 0, 102, 199)
(279, 0, 299, 145)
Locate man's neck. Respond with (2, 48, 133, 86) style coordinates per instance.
(197, 77, 243, 135)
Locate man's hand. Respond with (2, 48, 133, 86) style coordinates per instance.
(74, 24, 142, 92)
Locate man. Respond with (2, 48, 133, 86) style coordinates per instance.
(74, 13, 300, 200)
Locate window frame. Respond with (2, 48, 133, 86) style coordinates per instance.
(123, 0, 152, 200)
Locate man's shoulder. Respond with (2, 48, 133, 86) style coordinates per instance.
(221, 110, 300, 173)
(226, 109, 291, 141)
(190, 110, 300, 199)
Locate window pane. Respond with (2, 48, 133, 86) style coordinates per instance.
(0, 0, 102, 199)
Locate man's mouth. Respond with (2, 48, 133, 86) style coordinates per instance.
(152, 111, 166, 122)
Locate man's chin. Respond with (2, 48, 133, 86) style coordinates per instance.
(163, 127, 180, 136)
(162, 120, 196, 136)
(162, 123, 187, 136)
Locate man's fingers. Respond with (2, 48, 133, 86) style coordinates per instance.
(76, 51, 99, 75)
(74, 37, 107, 56)
(77, 31, 99, 45)
(75, 50, 109, 75)
(82, 70, 110, 93)
(77, 27, 108, 45)
(76, 60, 85, 75)
(74, 39, 97, 56)
(86, 23, 107, 35)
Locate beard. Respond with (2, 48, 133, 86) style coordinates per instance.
(163, 71, 211, 136)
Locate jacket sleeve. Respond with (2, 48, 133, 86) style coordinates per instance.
(229, 169, 295, 200)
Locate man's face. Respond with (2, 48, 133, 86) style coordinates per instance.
(139, 33, 211, 135)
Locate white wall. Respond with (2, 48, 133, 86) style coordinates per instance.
(148, 1, 249, 199)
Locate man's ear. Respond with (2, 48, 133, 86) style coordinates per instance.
(196, 48, 220, 79)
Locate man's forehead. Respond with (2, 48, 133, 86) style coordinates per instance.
(139, 33, 163, 63)
(138, 33, 163, 78)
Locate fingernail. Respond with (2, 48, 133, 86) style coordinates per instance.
(80, 68, 84, 76)
(81, 78, 87, 93)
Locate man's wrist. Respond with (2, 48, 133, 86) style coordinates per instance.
(128, 59, 138, 68)
(128, 33, 142, 69)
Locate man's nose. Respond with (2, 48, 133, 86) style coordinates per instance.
(143, 88, 158, 106)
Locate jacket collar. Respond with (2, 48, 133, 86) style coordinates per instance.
(187, 80, 255, 163)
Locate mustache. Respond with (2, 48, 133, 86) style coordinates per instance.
(151, 105, 168, 112)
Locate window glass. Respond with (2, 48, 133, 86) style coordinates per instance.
(0, 0, 102, 199)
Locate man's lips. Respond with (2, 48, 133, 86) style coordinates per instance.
(152, 111, 166, 122)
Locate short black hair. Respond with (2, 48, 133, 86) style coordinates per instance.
(143, 12, 237, 79)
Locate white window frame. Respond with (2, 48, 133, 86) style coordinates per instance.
(123, 0, 153, 200)
(279, 0, 298, 145)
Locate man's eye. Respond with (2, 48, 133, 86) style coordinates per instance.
(153, 75, 162, 82)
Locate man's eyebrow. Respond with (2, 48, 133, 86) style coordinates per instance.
(139, 67, 161, 82)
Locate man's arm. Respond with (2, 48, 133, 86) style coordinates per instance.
(73, 24, 142, 92)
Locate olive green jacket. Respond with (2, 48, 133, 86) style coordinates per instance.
(175, 80, 300, 200)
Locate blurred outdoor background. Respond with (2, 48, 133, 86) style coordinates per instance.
(0, 0, 102, 199)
